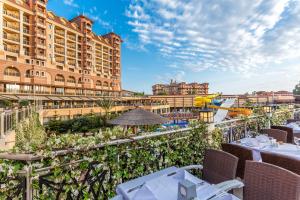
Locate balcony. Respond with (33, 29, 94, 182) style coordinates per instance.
(23, 29, 30, 34)
(55, 49, 64, 55)
(3, 34, 19, 43)
(3, 22, 19, 31)
(67, 35, 76, 41)
(55, 30, 65, 37)
(55, 39, 65, 46)
(67, 52, 76, 58)
(67, 43, 76, 49)
(36, 54, 46, 60)
(4, 46, 19, 54)
(23, 40, 30, 45)
(3, 10, 19, 20)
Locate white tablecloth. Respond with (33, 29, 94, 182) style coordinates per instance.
(286, 123, 300, 134)
(234, 140, 300, 161)
(113, 166, 239, 200)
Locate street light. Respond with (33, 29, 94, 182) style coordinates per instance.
(199, 107, 214, 123)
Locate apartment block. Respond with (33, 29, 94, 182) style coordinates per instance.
(152, 80, 209, 95)
(0, 0, 122, 97)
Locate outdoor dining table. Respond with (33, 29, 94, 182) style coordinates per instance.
(111, 166, 240, 200)
(233, 136, 300, 161)
(285, 122, 300, 134)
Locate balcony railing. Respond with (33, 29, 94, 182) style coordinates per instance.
(3, 22, 19, 30)
(4, 46, 19, 53)
(3, 34, 19, 42)
(55, 30, 65, 37)
(3, 10, 19, 19)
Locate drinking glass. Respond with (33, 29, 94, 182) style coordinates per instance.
(294, 137, 300, 150)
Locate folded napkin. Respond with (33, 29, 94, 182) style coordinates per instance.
(240, 138, 259, 147)
(256, 135, 270, 143)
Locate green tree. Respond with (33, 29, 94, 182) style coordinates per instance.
(293, 82, 300, 95)
(96, 99, 114, 125)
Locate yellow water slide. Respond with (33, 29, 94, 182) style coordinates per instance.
(194, 94, 252, 117)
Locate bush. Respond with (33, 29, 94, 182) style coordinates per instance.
(19, 100, 30, 107)
(45, 114, 106, 134)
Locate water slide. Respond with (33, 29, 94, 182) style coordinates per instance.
(213, 98, 236, 123)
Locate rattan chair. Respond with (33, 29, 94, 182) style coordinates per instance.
(181, 149, 239, 184)
(221, 143, 253, 179)
(261, 128, 287, 143)
(287, 119, 300, 124)
(202, 149, 238, 184)
(261, 152, 300, 175)
(244, 161, 300, 200)
(271, 126, 294, 143)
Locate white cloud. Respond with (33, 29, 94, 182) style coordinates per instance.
(126, 0, 300, 79)
(63, 0, 78, 8)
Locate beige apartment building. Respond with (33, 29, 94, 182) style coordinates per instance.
(152, 80, 209, 95)
(0, 0, 121, 97)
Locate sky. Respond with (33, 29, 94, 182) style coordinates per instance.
(47, 0, 300, 94)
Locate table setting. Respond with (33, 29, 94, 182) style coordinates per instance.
(111, 166, 242, 200)
(286, 121, 300, 134)
(233, 133, 300, 161)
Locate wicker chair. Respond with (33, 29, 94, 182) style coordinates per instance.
(261, 129, 287, 143)
(287, 119, 300, 124)
(202, 149, 238, 184)
(271, 126, 294, 143)
(221, 143, 253, 179)
(244, 161, 300, 200)
(261, 152, 300, 175)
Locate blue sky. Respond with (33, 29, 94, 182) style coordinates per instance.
(48, 0, 300, 94)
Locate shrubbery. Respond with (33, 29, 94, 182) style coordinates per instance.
(45, 114, 118, 134)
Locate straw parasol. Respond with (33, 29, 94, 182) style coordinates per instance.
(108, 108, 168, 126)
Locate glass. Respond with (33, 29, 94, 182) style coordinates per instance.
(294, 137, 300, 150)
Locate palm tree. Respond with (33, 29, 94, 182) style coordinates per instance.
(96, 98, 114, 125)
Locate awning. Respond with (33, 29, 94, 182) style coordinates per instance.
(0, 95, 19, 100)
(47, 96, 62, 101)
(59, 96, 73, 101)
(69, 96, 82, 101)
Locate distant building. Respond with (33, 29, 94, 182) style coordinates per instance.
(152, 80, 209, 95)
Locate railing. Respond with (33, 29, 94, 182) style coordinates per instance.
(3, 10, 19, 19)
(0, 107, 32, 137)
(4, 46, 19, 53)
(3, 22, 19, 30)
(0, 108, 295, 199)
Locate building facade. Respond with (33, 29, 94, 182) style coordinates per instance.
(0, 0, 122, 97)
(152, 80, 209, 95)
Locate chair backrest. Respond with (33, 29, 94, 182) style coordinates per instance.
(221, 143, 253, 179)
(202, 149, 238, 184)
(271, 126, 294, 143)
(261, 129, 287, 143)
(261, 152, 300, 175)
(287, 119, 300, 124)
(244, 161, 300, 200)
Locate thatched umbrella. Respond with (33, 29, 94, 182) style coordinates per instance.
(108, 108, 169, 133)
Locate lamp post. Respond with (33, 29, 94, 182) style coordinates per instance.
(263, 104, 273, 128)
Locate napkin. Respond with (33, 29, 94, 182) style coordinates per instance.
(256, 135, 270, 143)
(240, 138, 259, 147)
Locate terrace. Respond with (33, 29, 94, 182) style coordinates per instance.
(0, 105, 299, 199)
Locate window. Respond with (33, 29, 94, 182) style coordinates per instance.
(55, 74, 65, 82)
(36, 71, 39, 76)
(26, 59, 30, 64)
(49, 44, 51, 48)
(49, 24, 52, 29)
(5, 84, 20, 92)
(41, 62, 45, 66)
(4, 67, 20, 77)
(49, 34, 52, 39)
(41, 72, 45, 77)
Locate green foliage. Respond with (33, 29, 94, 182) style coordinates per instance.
(97, 99, 115, 125)
(293, 82, 300, 95)
(0, 109, 293, 199)
(0, 100, 12, 108)
(14, 112, 46, 152)
(133, 91, 145, 96)
(45, 115, 105, 134)
(18, 99, 30, 107)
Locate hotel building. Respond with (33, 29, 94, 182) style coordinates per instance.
(152, 80, 209, 95)
(0, 0, 121, 97)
